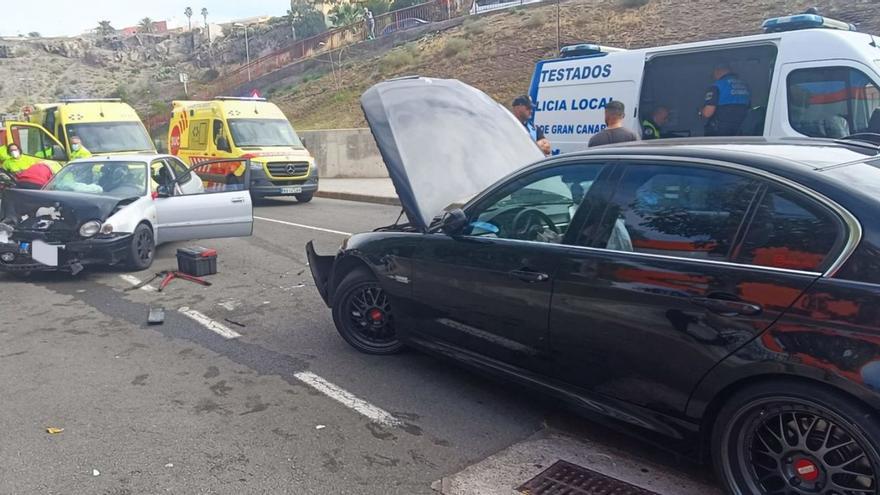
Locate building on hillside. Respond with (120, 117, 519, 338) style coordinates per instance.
(119, 20, 169, 37)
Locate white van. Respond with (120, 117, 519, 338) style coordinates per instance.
(530, 13, 880, 154)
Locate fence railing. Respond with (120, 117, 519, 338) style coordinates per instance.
(197, 0, 452, 99)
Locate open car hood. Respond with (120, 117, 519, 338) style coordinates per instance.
(361, 77, 543, 231)
(1, 189, 125, 236)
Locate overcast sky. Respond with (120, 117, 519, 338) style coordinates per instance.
(2, 0, 291, 37)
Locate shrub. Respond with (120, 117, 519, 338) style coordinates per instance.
(464, 18, 487, 36)
(524, 12, 546, 28)
(442, 38, 469, 57)
(382, 50, 415, 70)
(619, 0, 650, 8)
(201, 68, 220, 82)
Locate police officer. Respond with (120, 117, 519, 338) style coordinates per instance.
(512, 95, 551, 155)
(642, 106, 669, 140)
(701, 63, 751, 136)
(69, 135, 92, 160)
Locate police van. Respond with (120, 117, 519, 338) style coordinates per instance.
(530, 13, 880, 154)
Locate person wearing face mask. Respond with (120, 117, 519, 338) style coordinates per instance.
(68, 135, 92, 160)
(1, 144, 31, 174)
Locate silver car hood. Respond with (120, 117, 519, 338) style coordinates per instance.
(361, 77, 544, 231)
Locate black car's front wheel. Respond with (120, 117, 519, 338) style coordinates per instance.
(332, 268, 403, 355)
(714, 381, 880, 495)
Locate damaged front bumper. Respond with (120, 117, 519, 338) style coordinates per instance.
(306, 241, 335, 306)
(0, 234, 132, 273)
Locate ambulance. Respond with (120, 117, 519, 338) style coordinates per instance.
(169, 97, 318, 202)
(530, 12, 880, 154)
(28, 99, 156, 156)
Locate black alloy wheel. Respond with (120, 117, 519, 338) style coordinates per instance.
(332, 268, 403, 355)
(127, 223, 155, 271)
(715, 382, 880, 495)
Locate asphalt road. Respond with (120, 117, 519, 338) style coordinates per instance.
(0, 197, 717, 494)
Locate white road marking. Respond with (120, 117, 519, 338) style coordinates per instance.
(178, 307, 242, 339)
(255, 216, 352, 236)
(119, 274, 156, 292)
(293, 371, 403, 427)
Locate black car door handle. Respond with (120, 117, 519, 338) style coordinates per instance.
(510, 269, 550, 283)
(691, 296, 762, 316)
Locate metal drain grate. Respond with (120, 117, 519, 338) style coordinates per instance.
(518, 460, 661, 495)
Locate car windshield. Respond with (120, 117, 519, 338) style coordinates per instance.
(65, 122, 155, 154)
(228, 119, 304, 148)
(46, 161, 148, 197)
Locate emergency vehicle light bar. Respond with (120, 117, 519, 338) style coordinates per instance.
(59, 98, 123, 103)
(216, 96, 268, 102)
(560, 43, 603, 58)
(762, 14, 856, 33)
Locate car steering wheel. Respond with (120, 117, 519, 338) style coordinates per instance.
(511, 208, 559, 241)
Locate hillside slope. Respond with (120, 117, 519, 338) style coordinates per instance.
(274, 0, 880, 130)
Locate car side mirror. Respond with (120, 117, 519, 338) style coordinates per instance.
(217, 136, 231, 152)
(439, 208, 467, 235)
(51, 145, 67, 161)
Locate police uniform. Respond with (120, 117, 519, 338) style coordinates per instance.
(524, 121, 545, 142)
(641, 119, 661, 140)
(704, 73, 751, 136)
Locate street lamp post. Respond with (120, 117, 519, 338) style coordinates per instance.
(234, 23, 252, 81)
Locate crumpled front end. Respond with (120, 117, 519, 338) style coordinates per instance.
(0, 189, 131, 273)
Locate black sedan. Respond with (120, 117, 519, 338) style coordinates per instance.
(308, 77, 880, 495)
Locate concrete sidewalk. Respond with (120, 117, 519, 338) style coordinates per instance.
(316, 177, 399, 205)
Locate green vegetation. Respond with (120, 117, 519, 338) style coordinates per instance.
(524, 12, 546, 28)
(442, 38, 469, 57)
(463, 18, 487, 36)
(329, 3, 365, 27)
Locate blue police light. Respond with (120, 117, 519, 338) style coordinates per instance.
(762, 14, 856, 33)
(560, 43, 603, 58)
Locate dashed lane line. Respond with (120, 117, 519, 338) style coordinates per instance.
(178, 307, 242, 339)
(254, 216, 352, 236)
(293, 371, 403, 427)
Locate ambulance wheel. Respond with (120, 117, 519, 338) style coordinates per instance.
(296, 193, 313, 203)
(127, 223, 155, 271)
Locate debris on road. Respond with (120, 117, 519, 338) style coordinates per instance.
(148, 307, 165, 325)
(315, 425, 326, 430)
(126, 270, 212, 292)
(92, 469, 100, 477)
(224, 317, 246, 328)
(176, 246, 218, 276)
(164, 463, 174, 468)
(45, 427, 64, 434)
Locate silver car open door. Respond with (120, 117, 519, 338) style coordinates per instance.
(154, 158, 254, 244)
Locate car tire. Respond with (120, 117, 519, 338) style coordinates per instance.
(127, 223, 155, 271)
(712, 380, 880, 495)
(331, 267, 403, 355)
(296, 193, 314, 203)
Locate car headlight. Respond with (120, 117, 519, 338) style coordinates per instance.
(100, 223, 114, 235)
(79, 220, 102, 238)
(249, 161, 264, 170)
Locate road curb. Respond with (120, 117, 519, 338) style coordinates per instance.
(315, 190, 401, 206)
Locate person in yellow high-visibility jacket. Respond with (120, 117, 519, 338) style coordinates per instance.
(2, 143, 62, 175)
(69, 135, 92, 160)
(1, 144, 31, 174)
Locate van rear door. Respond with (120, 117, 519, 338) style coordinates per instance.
(530, 51, 645, 154)
(3, 122, 67, 170)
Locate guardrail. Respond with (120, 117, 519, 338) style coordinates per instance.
(197, 0, 452, 98)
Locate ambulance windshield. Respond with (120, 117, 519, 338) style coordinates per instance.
(65, 122, 155, 154)
(228, 119, 304, 148)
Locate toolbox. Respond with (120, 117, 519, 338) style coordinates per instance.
(176, 246, 218, 277)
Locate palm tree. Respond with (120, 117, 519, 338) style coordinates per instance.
(329, 3, 364, 27)
(184, 7, 193, 30)
(201, 7, 209, 27)
(138, 17, 154, 33)
(97, 20, 115, 37)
